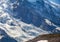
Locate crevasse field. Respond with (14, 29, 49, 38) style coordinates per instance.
(0, 0, 60, 42)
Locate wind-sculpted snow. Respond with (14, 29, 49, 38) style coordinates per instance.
(0, 0, 60, 42)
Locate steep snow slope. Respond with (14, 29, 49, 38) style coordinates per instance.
(0, 0, 50, 42)
(0, 10, 50, 42)
(0, 0, 60, 42)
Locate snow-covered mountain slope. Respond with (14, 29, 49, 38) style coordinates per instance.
(0, 10, 50, 42)
(0, 0, 60, 42)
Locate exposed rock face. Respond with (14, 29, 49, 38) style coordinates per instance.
(27, 34, 60, 42)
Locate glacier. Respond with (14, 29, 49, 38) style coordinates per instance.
(0, 0, 60, 42)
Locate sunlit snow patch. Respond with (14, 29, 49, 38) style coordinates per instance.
(37, 40, 48, 42)
(0, 35, 4, 39)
